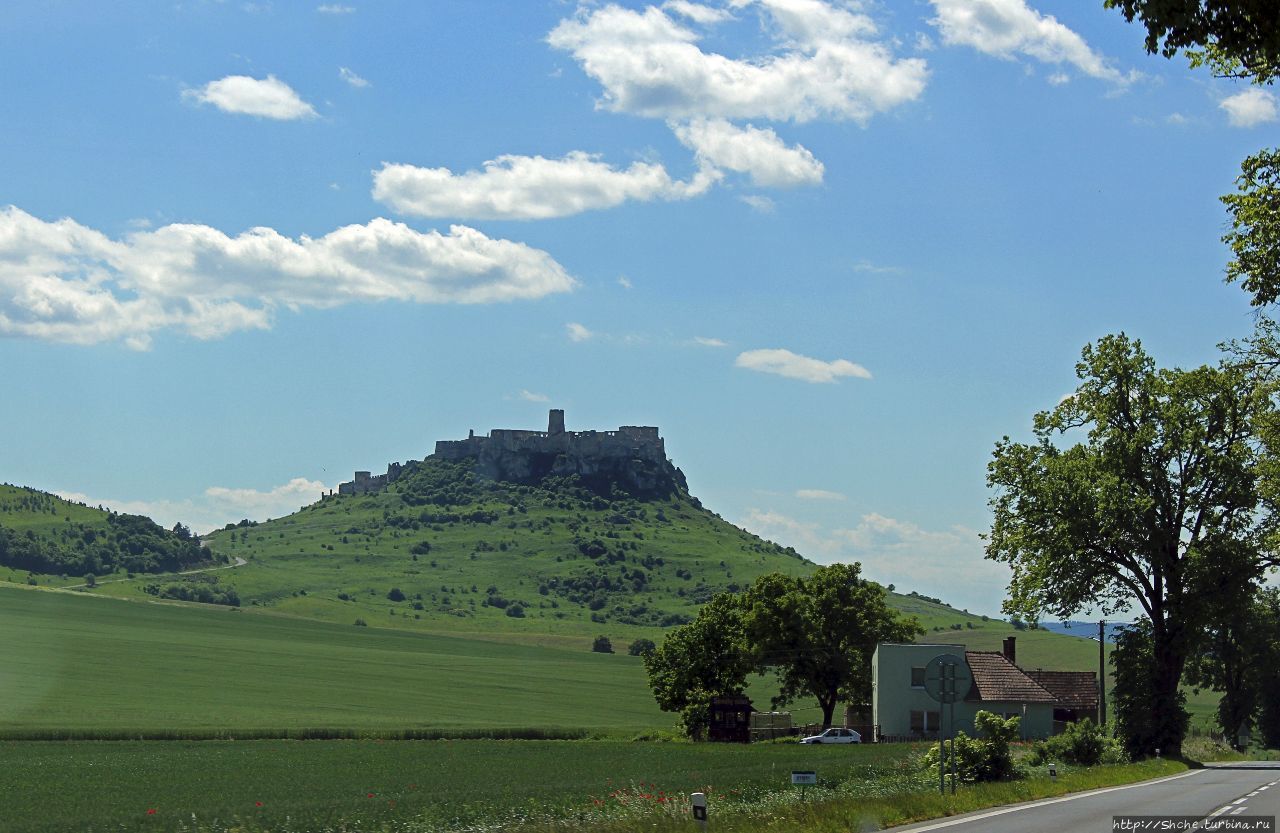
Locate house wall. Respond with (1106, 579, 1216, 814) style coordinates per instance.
(872, 643, 1054, 740)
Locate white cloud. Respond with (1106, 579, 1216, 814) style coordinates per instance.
(1047, 72, 1070, 85)
(317, 4, 354, 12)
(735, 347, 871, 383)
(518, 389, 550, 402)
(1220, 88, 1279, 128)
(693, 335, 727, 347)
(547, 1, 928, 124)
(566, 322, 594, 342)
(928, 0, 1131, 85)
(617, 275, 633, 289)
(59, 477, 333, 535)
(372, 152, 716, 220)
(739, 507, 1009, 615)
(184, 74, 318, 120)
(339, 67, 370, 88)
(739, 194, 776, 213)
(851, 259, 903, 274)
(662, 0, 732, 25)
(795, 488, 845, 500)
(0, 206, 576, 348)
(673, 118, 823, 187)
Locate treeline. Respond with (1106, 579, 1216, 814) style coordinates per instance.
(0, 513, 214, 577)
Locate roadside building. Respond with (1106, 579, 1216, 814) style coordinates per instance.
(872, 637, 1093, 741)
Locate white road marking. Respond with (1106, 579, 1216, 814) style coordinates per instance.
(1208, 807, 1230, 818)
(1230, 807, 1247, 815)
(1233, 798, 1248, 805)
(889, 771, 1204, 833)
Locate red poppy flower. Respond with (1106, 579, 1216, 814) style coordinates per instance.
(146, 809, 156, 815)
(255, 802, 263, 807)
(367, 792, 375, 798)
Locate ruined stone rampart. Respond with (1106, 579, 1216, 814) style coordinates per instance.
(330, 410, 683, 500)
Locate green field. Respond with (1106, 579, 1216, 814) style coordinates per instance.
(0, 737, 926, 833)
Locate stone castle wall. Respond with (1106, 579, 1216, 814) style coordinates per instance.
(333, 410, 678, 499)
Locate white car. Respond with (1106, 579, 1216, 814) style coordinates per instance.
(799, 728, 861, 744)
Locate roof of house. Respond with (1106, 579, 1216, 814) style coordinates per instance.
(963, 651, 1056, 703)
(1025, 670, 1099, 709)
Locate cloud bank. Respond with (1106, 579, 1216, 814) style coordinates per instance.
(929, 0, 1131, 85)
(0, 206, 576, 348)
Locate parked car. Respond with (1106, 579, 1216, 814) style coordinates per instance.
(799, 728, 861, 744)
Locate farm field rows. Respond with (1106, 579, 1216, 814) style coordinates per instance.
(0, 738, 926, 833)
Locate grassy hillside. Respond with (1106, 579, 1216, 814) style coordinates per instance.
(0, 484, 214, 581)
(68, 459, 813, 638)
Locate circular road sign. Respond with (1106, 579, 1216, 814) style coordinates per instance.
(923, 653, 972, 704)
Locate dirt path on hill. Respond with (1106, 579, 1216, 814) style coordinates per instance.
(64, 556, 248, 589)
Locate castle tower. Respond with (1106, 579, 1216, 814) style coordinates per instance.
(548, 409, 565, 435)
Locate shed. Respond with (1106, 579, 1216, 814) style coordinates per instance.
(708, 695, 754, 743)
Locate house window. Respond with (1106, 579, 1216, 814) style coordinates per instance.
(910, 666, 926, 688)
(910, 710, 941, 734)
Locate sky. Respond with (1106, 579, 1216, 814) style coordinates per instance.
(1, 0, 1275, 618)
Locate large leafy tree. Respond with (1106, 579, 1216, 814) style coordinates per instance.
(1184, 587, 1280, 747)
(642, 593, 755, 739)
(987, 334, 1278, 756)
(742, 563, 923, 729)
(1104, 0, 1280, 82)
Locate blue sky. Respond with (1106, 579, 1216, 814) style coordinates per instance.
(2, 0, 1274, 616)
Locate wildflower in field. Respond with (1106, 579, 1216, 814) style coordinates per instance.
(146, 809, 157, 815)
(255, 802, 263, 807)
(367, 792, 376, 798)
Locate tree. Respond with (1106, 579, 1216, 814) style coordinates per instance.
(1183, 587, 1279, 747)
(387, 587, 406, 602)
(1104, 0, 1280, 82)
(591, 635, 613, 654)
(987, 334, 1278, 757)
(742, 563, 923, 728)
(628, 638, 656, 657)
(643, 594, 754, 739)
(1222, 150, 1280, 308)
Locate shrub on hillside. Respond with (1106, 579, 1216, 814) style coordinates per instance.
(628, 638, 656, 657)
(387, 587, 406, 602)
(592, 635, 614, 654)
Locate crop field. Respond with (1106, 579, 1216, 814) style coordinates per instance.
(0, 738, 927, 833)
(0, 585, 673, 733)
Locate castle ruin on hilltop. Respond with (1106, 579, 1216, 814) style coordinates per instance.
(329, 410, 685, 499)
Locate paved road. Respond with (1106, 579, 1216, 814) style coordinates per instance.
(890, 763, 1280, 833)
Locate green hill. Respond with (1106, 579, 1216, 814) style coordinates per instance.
(0, 484, 215, 582)
(69, 458, 812, 638)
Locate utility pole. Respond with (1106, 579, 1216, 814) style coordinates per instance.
(1098, 620, 1107, 727)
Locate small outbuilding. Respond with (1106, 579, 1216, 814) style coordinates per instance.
(708, 695, 754, 743)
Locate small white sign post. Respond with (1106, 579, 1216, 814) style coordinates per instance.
(792, 770, 817, 801)
(691, 792, 707, 830)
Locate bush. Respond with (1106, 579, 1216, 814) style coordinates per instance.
(628, 638, 657, 657)
(387, 587, 406, 602)
(353, 618, 367, 627)
(592, 635, 614, 654)
(1028, 719, 1124, 767)
(920, 711, 1021, 784)
(506, 604, 525, 618)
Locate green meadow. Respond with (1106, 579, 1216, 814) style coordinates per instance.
(0, 738, 925, 833)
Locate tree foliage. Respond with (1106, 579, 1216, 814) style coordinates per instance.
(1104, 0, 1280, 82)
(0, 512, 212, 577)
(1222, 149, 1280, 308)
(987, 334, 1278, 756)
(643, 593, 754, 738)
(741, 563, 922, 728)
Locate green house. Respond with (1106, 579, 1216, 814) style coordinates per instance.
(871, 638, 1073, 741)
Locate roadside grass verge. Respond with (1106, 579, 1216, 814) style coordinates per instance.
(0, 726, 590, 741)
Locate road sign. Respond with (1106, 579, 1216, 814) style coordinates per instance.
(791, 771, 817, 785)
(923, 653, 972, 704)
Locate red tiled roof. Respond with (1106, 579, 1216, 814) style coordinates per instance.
(1026, 670, 1099, 709)
(963, 651, 1056, 703)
